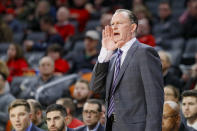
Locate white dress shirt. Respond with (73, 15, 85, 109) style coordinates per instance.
(98, 38, 136, 66)
(187, 120, 197, 130)
(86, 122, 100, 131)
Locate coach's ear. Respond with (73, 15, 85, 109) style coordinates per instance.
(131, 23, 137, 33)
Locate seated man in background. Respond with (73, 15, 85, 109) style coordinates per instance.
(75, 99, 104, 131)
(158, 50, 184, 91)
(137, 18, 156, 47)
(0, 72, 15, 131)
(24, 16, 64, 51)
(180, 90, 197, 131)
(65, 30, 99, 73)
(162, 101, 180, 131)
(8, 99, 44, 131)
(46, 44, 70, 75)
(153, 1, 181, 43)
(56, 98, 84, 128)
(55, 6, 75, 42)
(27, 99, 48, 130)
(72, 79, 91, 121)
(19, 56, 60, 99)
(46, 104, 74, 131)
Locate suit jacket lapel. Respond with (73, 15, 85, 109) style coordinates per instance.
(113, 40, 139, 93)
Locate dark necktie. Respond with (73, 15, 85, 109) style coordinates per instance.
(107, 49, 123, 117)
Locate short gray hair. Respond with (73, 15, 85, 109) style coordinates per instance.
(39, 56, 54, 67)
(115, 9, 138, 26)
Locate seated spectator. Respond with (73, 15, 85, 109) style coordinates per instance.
(158, 51, 184, 90)
(27, 99, 48, 130)
(46, 104, 74, 131)
(180, 90, 197, 131)
(184, 63, 197, 90)
(0, 17, 13, 43)
(69, 0, 90, 32)
(0, 0, 11, 14)
(72, 79, 91, 121)
(0, 72, 15, 131)
(179, 0, 193, 24)
(11, 0, 26, 19)
(26, 0, 51, 31)
(18, 56, 59, 99)
(162, 101, 180, 131)
(55, 7, 75, 42)
(55, 0, 69, 8)
(96, 12, 113, 33)
(153, 1, 181, 44)
(65, 30, 99, 73)
(85, 0, 109, 19)
(181, 0, 197, 39)
(133, 4, 152, 21)
(137, 18, 156, 47)
(3, 8, 24, 33)
(75, 99, 104, 131)
(6, 43, 28, 82)
(56, 98, 84, 128)
(131, 0, 146, 10)
(24, 15, 64, 51)
(46, 44, 70, 75)
(8, 99, 44, 131)
(164, 85, 180, 103)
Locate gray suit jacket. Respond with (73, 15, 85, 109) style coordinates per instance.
(90, 40, 164, 131)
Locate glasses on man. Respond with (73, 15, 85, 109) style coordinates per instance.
(83, 110, 99, 115)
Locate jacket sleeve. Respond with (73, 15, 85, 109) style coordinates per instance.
(90, 62, 109, 93)
(138, 47, 164, 131)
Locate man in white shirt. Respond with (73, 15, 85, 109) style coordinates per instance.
(181, 90, 197, 130)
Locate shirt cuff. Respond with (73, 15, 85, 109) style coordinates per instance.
(98, 47, 113, 63)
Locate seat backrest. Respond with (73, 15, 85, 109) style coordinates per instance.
(35, 74, 79, 106)
(10, 76, 35, 97)
(25, 52, 45, 68)
(85, 20, 100, 31)
(26, 32, 46, 42)
(0, 43, 10, 55)
(183, 38, 197, 58)
(13, 33, 24, 44)
(181, 38, 197, 65)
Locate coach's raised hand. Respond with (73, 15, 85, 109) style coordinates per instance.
(102, 25, 117, 51)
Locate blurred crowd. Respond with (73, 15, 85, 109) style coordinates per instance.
(0, 0, 197, 131)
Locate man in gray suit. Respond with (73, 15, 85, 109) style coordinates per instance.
(90, 9, 164, 131)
